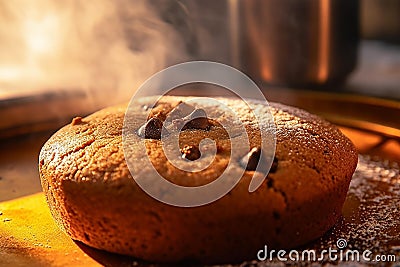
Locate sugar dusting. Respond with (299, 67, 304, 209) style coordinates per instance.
(216, 155, 400, 266)
(85, 155, 400, 266)
(340, 155, 400, 253)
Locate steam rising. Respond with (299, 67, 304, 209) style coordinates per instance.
(0, 0, 190, 106)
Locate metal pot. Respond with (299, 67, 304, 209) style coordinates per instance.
(238, 0, 359, 87)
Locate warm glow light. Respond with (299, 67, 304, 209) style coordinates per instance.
(0, 3, 62, 88)
(0, 14, 59, 86)
(24, 15, 60, 55)
(317, 0, 330, 83)
(0, 1, 182, 106)
(0, 67, 23, 81)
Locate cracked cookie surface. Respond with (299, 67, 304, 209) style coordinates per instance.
(39, 96, 358, 263)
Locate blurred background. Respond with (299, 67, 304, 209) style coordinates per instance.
(0, 0, 399, 138)
(0, 0, 399, 130)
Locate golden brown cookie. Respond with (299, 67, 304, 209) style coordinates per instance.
(39, 96, 358, 263)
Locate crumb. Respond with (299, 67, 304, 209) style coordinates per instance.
(71, 117, 83, 125)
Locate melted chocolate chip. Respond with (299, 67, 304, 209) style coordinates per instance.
(267, 178, 274, 188)
(170, 118, 186, 130)
(169, 101, 195, 119)
(240, 147, 262, 171)
(270, 157, 279, 173)
(239, 147, 276, 173)
(181, 145, 201, 161)
(137, 117, 167, 139)
(183, 109, 210, 130)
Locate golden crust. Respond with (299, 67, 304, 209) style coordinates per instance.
(39, 96, 358, 263)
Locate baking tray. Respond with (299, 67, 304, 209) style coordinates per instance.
(0, 88, 399, 266)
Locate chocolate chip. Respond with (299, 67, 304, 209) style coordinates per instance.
(181, 145, 201, 161)
(166, 104, 211, 131)
(169, 101, 195, 119)
(240, 147, 262, 171)
(170, 118, 186, 130)
(183, 109, 210, 130)
(267, 178, 274, 188)
(270, 157, 279, 173)
(137, 117, 167, 139)
(239, 147, 276, 173)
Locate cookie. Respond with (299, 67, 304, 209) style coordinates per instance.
(39, 96, 358, 263)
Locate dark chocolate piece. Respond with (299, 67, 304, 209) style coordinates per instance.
(240, 147, 277, 173)
(270, 157, 279, 173)
(181, 145, 201, 161)
(137, 117, 167, 139)
(183, 109, 210, 130)
(169, 101, 196, 120)
(240, 147, 262, 171)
